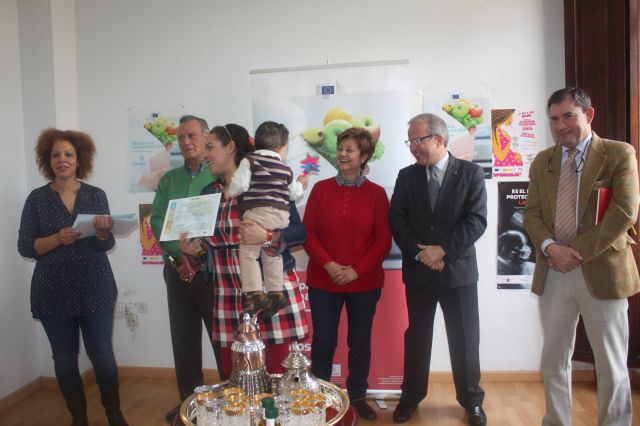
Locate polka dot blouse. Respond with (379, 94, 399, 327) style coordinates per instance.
(18, 183, 118, 318)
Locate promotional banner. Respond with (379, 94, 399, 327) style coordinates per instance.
(424, 94, 492, 178)
(139, 204, 163, 265)
(294, 271, 407, 394)
(251, 61, 411, 393)
(497, 182, 535, 289)
(491, 109, 539, 178)
(128, 108, 184, 193)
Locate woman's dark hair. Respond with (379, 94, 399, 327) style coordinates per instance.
(209, 124, 254, 166)
(337, 127, 376, 171)
(35, 128, 96, 181)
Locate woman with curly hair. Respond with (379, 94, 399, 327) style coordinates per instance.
(18, 128, 128, 426)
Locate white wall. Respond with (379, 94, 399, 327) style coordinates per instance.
(0, 0, 40, 399)
(6, 0, 566, 397)
(71, 0, 564, 372)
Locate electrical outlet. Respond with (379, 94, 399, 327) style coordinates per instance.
(125, 312, 139, 332)
(135, 302, 148, 313)
(114, 303, 125, 319)
(125, 303, 136, 315)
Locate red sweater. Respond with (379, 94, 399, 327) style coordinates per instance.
(303, 178, 392, 292)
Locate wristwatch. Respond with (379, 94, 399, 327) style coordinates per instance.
(262, 230, 273, 248)
(196, 241, 208, 257)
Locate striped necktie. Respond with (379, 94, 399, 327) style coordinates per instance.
(554, 148, 579, 244)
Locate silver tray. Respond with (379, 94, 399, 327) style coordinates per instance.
(179, 374, 349, 425)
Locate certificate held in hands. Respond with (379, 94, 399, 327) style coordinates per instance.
(159, 193, 222, 241)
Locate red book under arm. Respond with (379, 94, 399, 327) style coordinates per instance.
(595, 187, 612, 225)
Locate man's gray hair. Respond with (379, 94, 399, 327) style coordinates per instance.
(179, 115, 209, 134)
(408, 113, 449, 147)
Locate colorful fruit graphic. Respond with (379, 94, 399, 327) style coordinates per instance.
(353, 115, 381, 142)
(451, 103, 470, 120)
(442, 99, 485, 130)
(302, 107, 386, 169)
(323, 107, 352, 125)
(323, 119, 352, 154)
(468, 103, 484, 118)
(302, 128, 324, 145)
(144, 116, 178, 146)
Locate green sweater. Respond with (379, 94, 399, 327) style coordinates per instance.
(150, 163, 216, 261)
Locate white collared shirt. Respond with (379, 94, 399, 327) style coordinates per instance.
(426, 151, 450, 183)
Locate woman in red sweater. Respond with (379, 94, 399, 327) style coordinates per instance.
(303, 127, 392, 420)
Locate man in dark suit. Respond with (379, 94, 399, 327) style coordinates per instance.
(389, 113, 487, 425)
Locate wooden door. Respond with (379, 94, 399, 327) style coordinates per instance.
(564, 0, 640, 367)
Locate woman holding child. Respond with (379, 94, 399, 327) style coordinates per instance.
(179, 123, 308, 378)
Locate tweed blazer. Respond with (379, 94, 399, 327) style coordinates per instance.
(523, 133, 640, 299)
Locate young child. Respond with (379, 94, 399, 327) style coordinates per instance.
(227, 121, 308, 316)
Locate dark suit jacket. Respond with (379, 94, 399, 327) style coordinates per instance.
(389, 154, 487, 288)
(523, 133, 640, 299)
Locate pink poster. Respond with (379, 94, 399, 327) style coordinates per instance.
(139, 204, 164, 265)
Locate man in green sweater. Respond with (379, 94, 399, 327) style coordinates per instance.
(150, 115, 217, 423)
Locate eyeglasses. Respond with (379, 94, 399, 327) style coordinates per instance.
(404, 134, 435, 147)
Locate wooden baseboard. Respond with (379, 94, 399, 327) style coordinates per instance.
(0, 367, 595, 413)
(429, 369, 595, 383)
(631, 368, 640, 386)
(39, 370, 96, 389)
(115, 367, 571, 384)
(0, 377, 43, 413)
(117, 366, 221, 382)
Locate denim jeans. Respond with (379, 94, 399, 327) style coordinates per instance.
(308, 287, 381, 401)
(40, 310, 119, 395)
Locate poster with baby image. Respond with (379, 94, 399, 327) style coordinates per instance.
(423, 94, 492, 179)
(127, 108, 185, 193)
(251, 61, 411, 270)
(497, 181, 535, 289)
(491, 109, 539, 178)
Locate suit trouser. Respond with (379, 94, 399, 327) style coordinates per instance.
(164, 264, 222, 401)
(400, 283, 484, 409)
(539, 267, 631, 426)
(240, 206, 289, 292)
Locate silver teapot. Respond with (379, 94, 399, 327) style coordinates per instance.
(276, 343, 320, 397)
(228, 313, 271, 398)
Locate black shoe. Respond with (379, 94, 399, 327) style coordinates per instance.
(393, 401, 418, 423)
(105, 409, 129, 426)
(165, 404, 181, 423)
(259, 291, 289, 318)
(467, 406, 487, 425)
(71, 417, 89, 426)
(351, 399, 377, 420)
(242, 291, 269, 314)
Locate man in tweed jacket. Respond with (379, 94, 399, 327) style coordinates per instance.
(524, 87, 639, 425)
